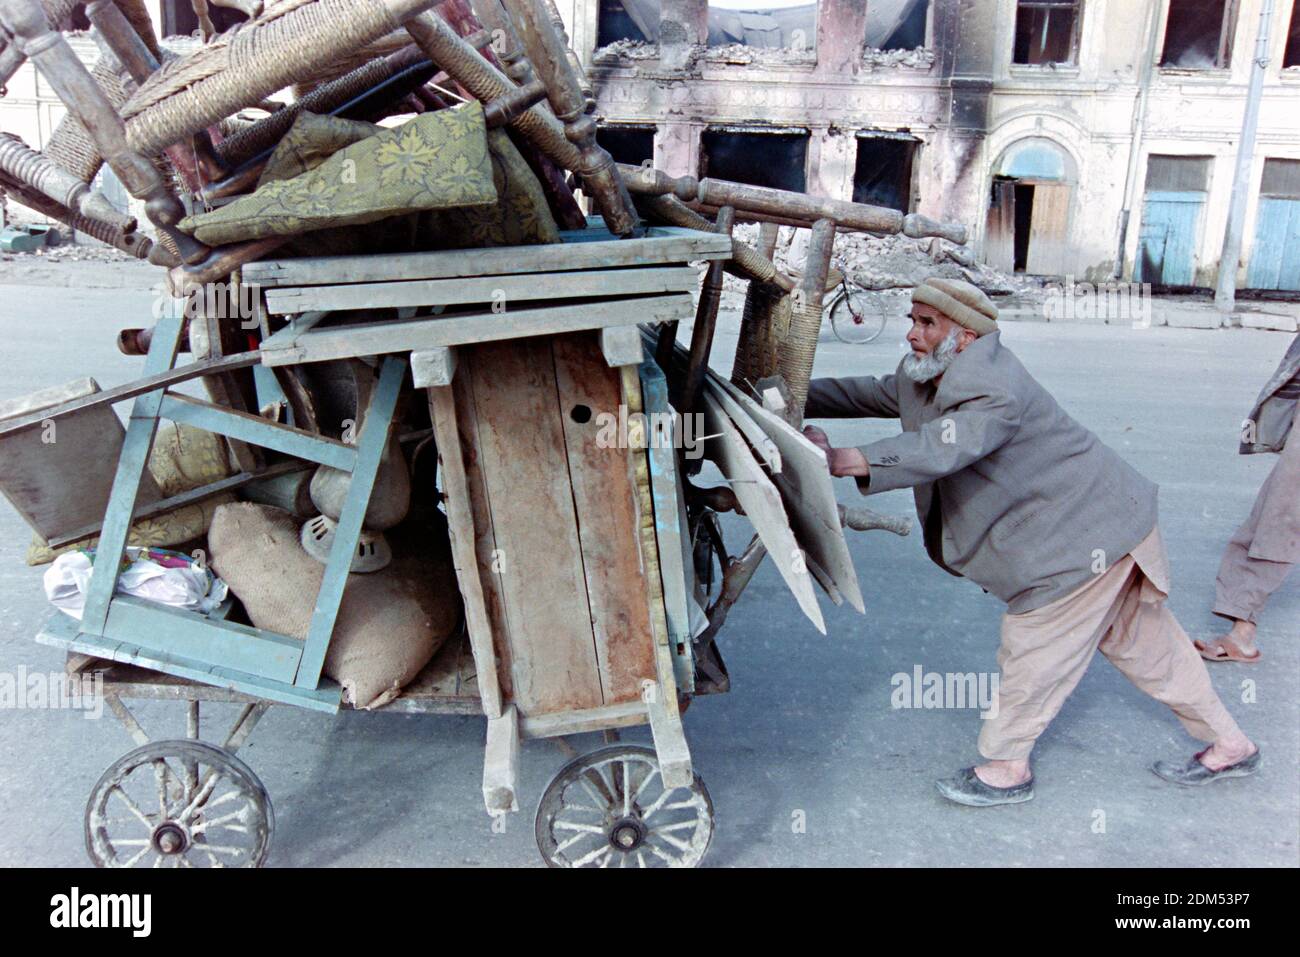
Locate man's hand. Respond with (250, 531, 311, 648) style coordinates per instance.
(803, 426, 870, 478)
(802, 425, 831, 452)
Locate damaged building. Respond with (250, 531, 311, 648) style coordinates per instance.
(564, 0, 1300, 290)
(2, 1, 1299, 290)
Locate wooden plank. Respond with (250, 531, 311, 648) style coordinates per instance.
(160, 394, 358, 472)
(263, 267, 697, 315)
(644, 679, 693, 790)
(35, 611, 341, 713)
(0, 353, 261, 439)
(261, 295, 695, 366)
(708, 374, 864, 613)
(551, 333, 659, 705)
(427, 382, 504, 719)
(638, 360, 695, 693)
(410, 346, 457, 388)
(482, 705, 520, 815)
(243, 228, 731, 287)
(701, 392, 825, 634)
(518, 700, 648, 739)
(600, 324, 645, 367)
(102, 597, 302, 684)
(449, 363, 516, 707)
(465, 338, 604, 715)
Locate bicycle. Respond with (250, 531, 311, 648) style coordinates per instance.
(826, 272, 889, 344)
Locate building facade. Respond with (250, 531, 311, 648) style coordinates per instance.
(560, 0, 1300, 290)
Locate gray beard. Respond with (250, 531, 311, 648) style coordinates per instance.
(902, 329, 962, 383)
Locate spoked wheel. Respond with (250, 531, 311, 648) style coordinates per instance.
(535, 745, 714, 868)
(85, 739, 273, 868)
(830, 287, 888, 344)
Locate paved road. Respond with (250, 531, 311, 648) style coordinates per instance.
(0, 277, 1295, 867)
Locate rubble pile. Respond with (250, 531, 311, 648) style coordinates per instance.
(861, 46, 937, 69)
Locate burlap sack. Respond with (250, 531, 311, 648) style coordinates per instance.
(208, 503, 461, 709)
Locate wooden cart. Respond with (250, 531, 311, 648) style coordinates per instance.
(28, 222, 740, 868)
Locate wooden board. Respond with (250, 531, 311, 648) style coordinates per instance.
(701, 393, 825, 634)
(243, 225, 731, 287)
(463, 338, 604, 715)
(552, 333, 659, 704)
(262, 267, 697, 316)
(708, 373, 865, 614)
(260, 295, 695, 366)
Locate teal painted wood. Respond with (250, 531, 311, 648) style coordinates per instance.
(252, 363, 292, 424)
(103, 596, 302, 684)
(294, 355, 406, 689)
(1136, 190, 1205, 286)
(1247, 197, 1300, 291)
(638, 357, 695, 694)
(159, 394, 357, 471)
(80, 307, 185, 635)
(36, 611, 340, 713)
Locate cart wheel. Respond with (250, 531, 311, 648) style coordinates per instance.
(85, 739, 273, 868)
(535, 745, 714, 868)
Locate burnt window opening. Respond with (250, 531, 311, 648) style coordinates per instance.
(1160, 0, 1238, 70)
(700, 129, 808, 193)
(1285, 3, 1300, 68)
(865, 0, 930, 51)
(707, 2, 819, 52)
(852, 134, 918, 212)
(596, 125, 656, 167)
(1012, 1, 1082, 66)
(162, 0, 249, 37)
(597, 0, 653, 46)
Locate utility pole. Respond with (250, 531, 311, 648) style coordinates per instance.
(1215, 0, 1277, 315)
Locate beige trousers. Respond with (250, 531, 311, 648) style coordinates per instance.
(978, 527, 1242, 761)
(1213, 435, 1300, 624)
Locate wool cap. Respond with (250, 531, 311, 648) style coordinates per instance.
(912, 277, 999, 336)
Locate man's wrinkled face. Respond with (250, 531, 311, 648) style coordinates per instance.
(902, 304, 975, 384)
(906, 303, 962, 357)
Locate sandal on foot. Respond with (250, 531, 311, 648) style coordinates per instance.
(935, 767, 1035, 807)
(1151, 747, 1261, 787)
(1193, 637, 1261, 663)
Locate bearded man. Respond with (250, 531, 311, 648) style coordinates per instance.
(801, 278, 1258, 806)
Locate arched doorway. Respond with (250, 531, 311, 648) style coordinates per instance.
(985, 139, 1076, 276)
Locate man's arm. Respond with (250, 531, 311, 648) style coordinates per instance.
(805, 374, 902, 419)
(854, 390, 1023, 494)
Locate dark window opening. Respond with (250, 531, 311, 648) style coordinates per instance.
(700, 129, 808, 193)
(1285, 4, 1300, 67)
(1145, 155, 1212, 192)
(162, 0, 249, 37)
(1160, 0, 1237, 69)
(866, 0, 929, 50)
(852, 135, 917, 212)
(1013, 1, 1081, 65)
(596, 125, 656, 167)
(597, 0, 652, 46)
(1261, 158, 1300, 199)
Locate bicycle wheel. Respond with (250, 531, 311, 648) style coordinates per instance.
(830, 288, 888, 344)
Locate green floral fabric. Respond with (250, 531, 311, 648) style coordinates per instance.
(180, 103, 498, 246)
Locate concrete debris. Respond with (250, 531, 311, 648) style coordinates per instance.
(593, 40, 819, 68)
(593, 40, 661, 64)
(861, 46, 936, 69)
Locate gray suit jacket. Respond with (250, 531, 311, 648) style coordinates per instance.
(1241, 332, 1299, 455)
(807, 332, 1159, 613)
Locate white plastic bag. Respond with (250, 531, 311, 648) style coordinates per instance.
(44, 548, 228, 620)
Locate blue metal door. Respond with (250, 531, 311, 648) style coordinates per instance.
(1136, 190, 1205, 286)
(1247, 197, 1300, 291)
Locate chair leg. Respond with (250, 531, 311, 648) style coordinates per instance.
(294, 355, 407, 689)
